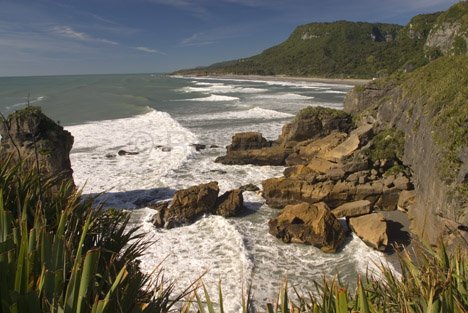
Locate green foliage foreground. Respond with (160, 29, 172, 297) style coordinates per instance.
(0, 157, 467, 312)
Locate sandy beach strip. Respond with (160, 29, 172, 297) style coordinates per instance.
(178, 73, 370, 86)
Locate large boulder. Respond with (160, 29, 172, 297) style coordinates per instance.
(332, 200, 372, 218)
(348, 213, 388, 251)
(153, 182, 219, 228)
(278, 107, 353, 145)
(268, 202, 346, 253)
(0, 106, 74, 188)
(214, 189, 244, 217)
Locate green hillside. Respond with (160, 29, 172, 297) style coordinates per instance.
(176, 2, 468, 78)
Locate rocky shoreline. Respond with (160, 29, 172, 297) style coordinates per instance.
(148, 105, 420, 255)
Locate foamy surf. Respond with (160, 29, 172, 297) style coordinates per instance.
(186, 107, 294, 121)
(66, 109, 197, 206)
(182, 84, 266, 94)
(180, 94, 240, 102)
(254, 93, 314, 100)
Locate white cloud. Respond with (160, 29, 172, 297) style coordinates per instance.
(135, 46, 166, 54)
(145, 0, 208, 16)
(179, 33, 214, 47)
(52, 26, 118, 45)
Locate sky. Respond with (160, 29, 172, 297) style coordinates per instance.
(0, 0, 461, 76)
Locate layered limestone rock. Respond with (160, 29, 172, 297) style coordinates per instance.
(332, 200, 372, 218)
(268, 202, 346, 253)
(0, 106, 74, 188)
(152, 182, 245, 228)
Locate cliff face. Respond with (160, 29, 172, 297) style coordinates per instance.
(0, 106, 75, 188)
(425, 2, 468, 56)
(344, 55, 468, 245)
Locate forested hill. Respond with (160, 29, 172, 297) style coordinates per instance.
(175, 2, 467, 78)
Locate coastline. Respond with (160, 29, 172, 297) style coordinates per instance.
(177, 73, 370, 86)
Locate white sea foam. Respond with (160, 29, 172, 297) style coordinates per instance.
(324, 90, 349, 94)
(186, 76, 354, 90)
(136, 211, 254, 312)
(253, 93, 314, 100)
(181, 84, 266, 94)
(6, 96, 45, 110)
(186, 107, 294, 121)
(66, 109, 197, 206)
(181, 94, 240, 102)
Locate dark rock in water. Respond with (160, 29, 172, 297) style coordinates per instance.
(191, 143, 206, 151)
(152, 182, 248, 228)
(105, 153, 116, 159)
(214, 189, 244, 217)
(240, 183, 260, 192)
(0, 106, 75, 189)
(161, 147, 172, 152)
(209, 169, 227, 174)
(210, 145, 220, 149)
(152, 182, 219, 228)
(227, 132, 272, 152)
(118, 150, 139, 156)
(268, 202, 346, 253)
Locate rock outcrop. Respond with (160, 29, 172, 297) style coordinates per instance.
(152, 181, 219, 228)
(424, 2, 468, 56)
(268, 202, 346, 253)
(348, 213, 388, 251)
(152, 182, 245, 228)
(0, 106, 74, 188)
(344, 55, 468, 246)
(278, 107, 353, 145)
(216, 107, 353, 166)
(215, 132, 287, 165)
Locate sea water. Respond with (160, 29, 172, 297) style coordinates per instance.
(0, 74, 392, 311)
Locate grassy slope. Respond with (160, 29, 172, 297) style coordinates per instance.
(176, 13, 443, 78)
(402, 55, 468, 186)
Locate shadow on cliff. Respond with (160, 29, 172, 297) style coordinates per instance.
(83, 187, 176, 209)
(385, 220, 412, 255)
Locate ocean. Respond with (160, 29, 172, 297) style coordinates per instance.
(0, 73, 391, 311)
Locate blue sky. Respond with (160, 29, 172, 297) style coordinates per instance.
(0, 0, 460, 76)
